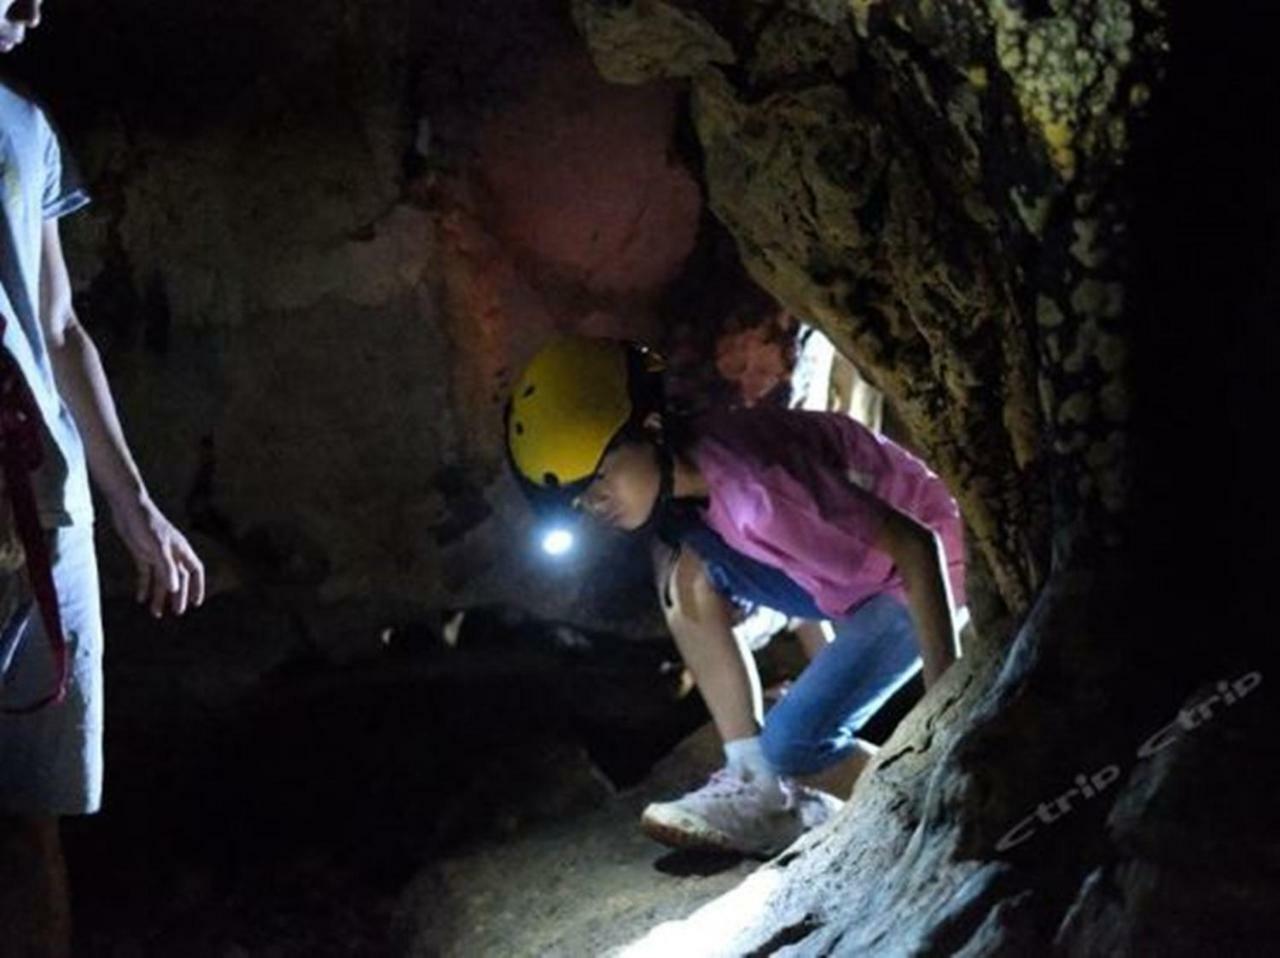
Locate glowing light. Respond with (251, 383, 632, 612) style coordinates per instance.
(542, 528, 575, 556)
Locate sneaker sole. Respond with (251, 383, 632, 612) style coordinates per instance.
(640, 815, 741, 854)
(640, 814, 784, 858)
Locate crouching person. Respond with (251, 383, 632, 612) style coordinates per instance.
(503, 336, 966, 857)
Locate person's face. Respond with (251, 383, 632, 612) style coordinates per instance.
(574, 438, 662, 532)
(0, 0, 42, 53)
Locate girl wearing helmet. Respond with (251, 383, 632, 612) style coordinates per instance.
(506, 336, 965, 856)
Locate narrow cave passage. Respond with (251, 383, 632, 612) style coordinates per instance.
(0, 1, 1274, 957)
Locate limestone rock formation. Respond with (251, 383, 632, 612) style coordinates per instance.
(6, 0, 819, 640)
(565, 1, 1274, 954)
(574, 0, 1165, 612)
(3, 0, 1272, 953)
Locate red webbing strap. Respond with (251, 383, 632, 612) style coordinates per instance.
(0, 332, 68, 715)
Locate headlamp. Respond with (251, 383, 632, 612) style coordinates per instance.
(541, 526, 576, 557)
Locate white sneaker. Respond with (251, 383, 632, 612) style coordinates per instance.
(641, 769, 843, 856)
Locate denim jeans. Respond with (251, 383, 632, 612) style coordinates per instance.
(760, 593, 921, 777)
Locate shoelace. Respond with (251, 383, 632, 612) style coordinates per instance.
(699, 768, 752, 798)
(699, 768, 794, 809)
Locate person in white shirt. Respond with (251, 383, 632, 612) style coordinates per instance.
(0, 3, 205, 955)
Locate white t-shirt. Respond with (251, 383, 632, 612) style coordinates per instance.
(0, 80, 93, 528)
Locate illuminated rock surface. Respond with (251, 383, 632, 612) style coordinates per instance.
(561, 1, 1276, 955)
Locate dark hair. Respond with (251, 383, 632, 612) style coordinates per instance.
(611, 343, 705, 460)
(606, 379, 700, 463)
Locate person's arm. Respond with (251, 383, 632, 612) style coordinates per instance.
(873, 507, 959, 689)
(38, 217, 204, 617)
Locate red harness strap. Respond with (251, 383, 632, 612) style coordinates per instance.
(0, 320, 69, 715)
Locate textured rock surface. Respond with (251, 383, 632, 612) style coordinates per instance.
(2, 1, 1273, 955)
(67, 593, 707, 956)
(574, 0, 1167, 613)
(568, 1, 1275, 955)
(7, 0, 794, 635)
(398, 723, 757, 957)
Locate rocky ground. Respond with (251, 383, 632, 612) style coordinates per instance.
(396, 723, 759, 958)
(64, 593, 837, 958)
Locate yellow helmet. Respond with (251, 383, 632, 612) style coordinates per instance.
(505, 336, 664, 498)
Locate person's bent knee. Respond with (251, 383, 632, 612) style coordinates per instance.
(660, 548, 732, 632)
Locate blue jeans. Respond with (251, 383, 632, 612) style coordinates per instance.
(760, 594, 921, 777)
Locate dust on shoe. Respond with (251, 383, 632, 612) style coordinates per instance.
(641, 768, 843, 857)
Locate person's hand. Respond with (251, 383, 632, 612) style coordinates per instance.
(109, 494, 205, 617)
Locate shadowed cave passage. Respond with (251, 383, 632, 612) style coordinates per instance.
(0, 0, 1275, 956)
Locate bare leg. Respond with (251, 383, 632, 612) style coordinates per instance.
(660, 547, 762, 744)
(642, 550, 849, 854)
(0, 816, 71, 958)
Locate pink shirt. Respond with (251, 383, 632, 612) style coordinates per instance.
(690, 407, 966, 618)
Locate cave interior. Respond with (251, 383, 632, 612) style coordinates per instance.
(0, 0, 1276, 956)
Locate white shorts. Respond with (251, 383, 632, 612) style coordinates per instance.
(0, 523, 103, 816)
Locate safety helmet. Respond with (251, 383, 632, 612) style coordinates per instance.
(504, 336, 665, 509)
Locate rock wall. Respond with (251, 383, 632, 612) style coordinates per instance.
(574, 0, 1166, 615)
(6, 0, 803, 632)
(6, 1, 1272, 953)
(567, 1, 1275, 955)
